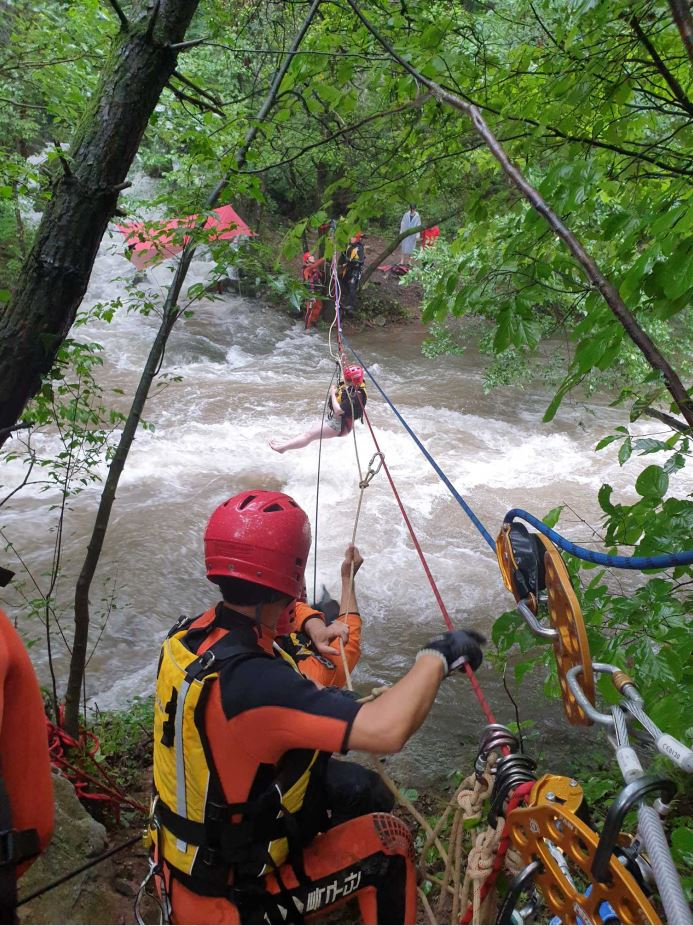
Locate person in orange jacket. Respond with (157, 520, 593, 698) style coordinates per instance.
(302, 252, 326, 330)
(275, 544, 363, 688)
(0, 582, 54, 922)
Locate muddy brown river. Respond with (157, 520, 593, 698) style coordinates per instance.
(2, 230, 689, 789)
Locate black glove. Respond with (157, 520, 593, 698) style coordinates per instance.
(417, 630, 486, 674)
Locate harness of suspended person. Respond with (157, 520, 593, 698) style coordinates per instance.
(327, 383, 368, 423)
(148, 611, 325, 902)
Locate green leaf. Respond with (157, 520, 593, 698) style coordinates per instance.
(672, 827, 693, 865)
(595, 435, 619, 451)
(542, 505, 564, 529)
(618, 437, 632, 465)
(635, 465, 668, 499)
(598, 484, 615, 514)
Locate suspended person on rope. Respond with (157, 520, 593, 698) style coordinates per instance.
(0, 568, 54, 923)
(146, 489, 485, 925)
(302, 251, 326, 331)
(337, 233, 365, 312)
(269, 364, 367, 454)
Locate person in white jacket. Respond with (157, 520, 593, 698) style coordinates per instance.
(399, 205, 421, 265)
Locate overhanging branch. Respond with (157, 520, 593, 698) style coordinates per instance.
(344, 0, 693, 428)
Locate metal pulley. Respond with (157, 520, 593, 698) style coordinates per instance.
(496, 519, 595, 725)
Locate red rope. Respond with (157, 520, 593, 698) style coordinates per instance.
(360, 404, 501, 730)
(357, 395, 528, 925)
(47, 718, 148, 818)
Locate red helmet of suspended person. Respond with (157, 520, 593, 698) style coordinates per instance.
(343, 364, 364, 386)
(303, 251, 314, 264)
(204, 490, 311, 599)
(350, 232, 362, 242)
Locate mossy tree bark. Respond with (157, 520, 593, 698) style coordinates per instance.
(0, 0, 200, 442)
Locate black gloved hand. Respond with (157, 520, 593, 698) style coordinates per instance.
(417, 630, 486, 674)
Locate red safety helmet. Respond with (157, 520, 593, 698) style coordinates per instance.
(343, 364, 364, 386)
(302, 251, 314, 264)
(204, 490, 311, 599)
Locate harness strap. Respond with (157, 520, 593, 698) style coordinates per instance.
(0, 775, 40, 924)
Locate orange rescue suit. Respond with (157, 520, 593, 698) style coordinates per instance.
(279, 602, 362, 688)
(0, 609, 53, 917)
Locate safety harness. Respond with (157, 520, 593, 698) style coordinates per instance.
(329, 384, 368, 424)
(150, 610, 325, 905)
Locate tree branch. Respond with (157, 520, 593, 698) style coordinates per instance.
(167, 84, 225, 117)
(0, 421, 33, 443)
(228, 96, 431, 175)
(640, 406, 690, 433)
(345, 0, 693, 428)
(172, 69, 224, 107)
(630, 15, 693, 117)
(104, 0, 129, 32)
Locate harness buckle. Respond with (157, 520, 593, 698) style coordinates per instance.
(198, 650, 216, 671)
(359, 452, 384, 489)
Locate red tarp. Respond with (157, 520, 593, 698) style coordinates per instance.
(117, 204, 253, 270)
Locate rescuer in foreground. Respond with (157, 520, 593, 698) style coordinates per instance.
(147, 490, 484, 924)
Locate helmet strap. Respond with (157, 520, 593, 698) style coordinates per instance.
(254, 602, 263, 637)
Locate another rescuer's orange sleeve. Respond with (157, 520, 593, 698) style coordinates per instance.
(290, 601, 321, 634)
(293, 603, 362, 688)
(0, 610, 53, 874)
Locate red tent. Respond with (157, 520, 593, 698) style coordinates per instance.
(117, 204, 253, 270)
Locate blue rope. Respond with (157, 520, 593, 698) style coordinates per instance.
(346, 341, 693, 571)
(505, 509, 693, 569)
(346, 341, 496, 550)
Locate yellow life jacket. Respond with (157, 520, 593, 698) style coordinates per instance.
(149, 614, 323, 895)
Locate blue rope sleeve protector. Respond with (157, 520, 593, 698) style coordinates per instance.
(506, 509, 693, 570)
(346, 340, 496, 551)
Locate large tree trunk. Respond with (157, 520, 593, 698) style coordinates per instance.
(0, 0, 200, 442)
